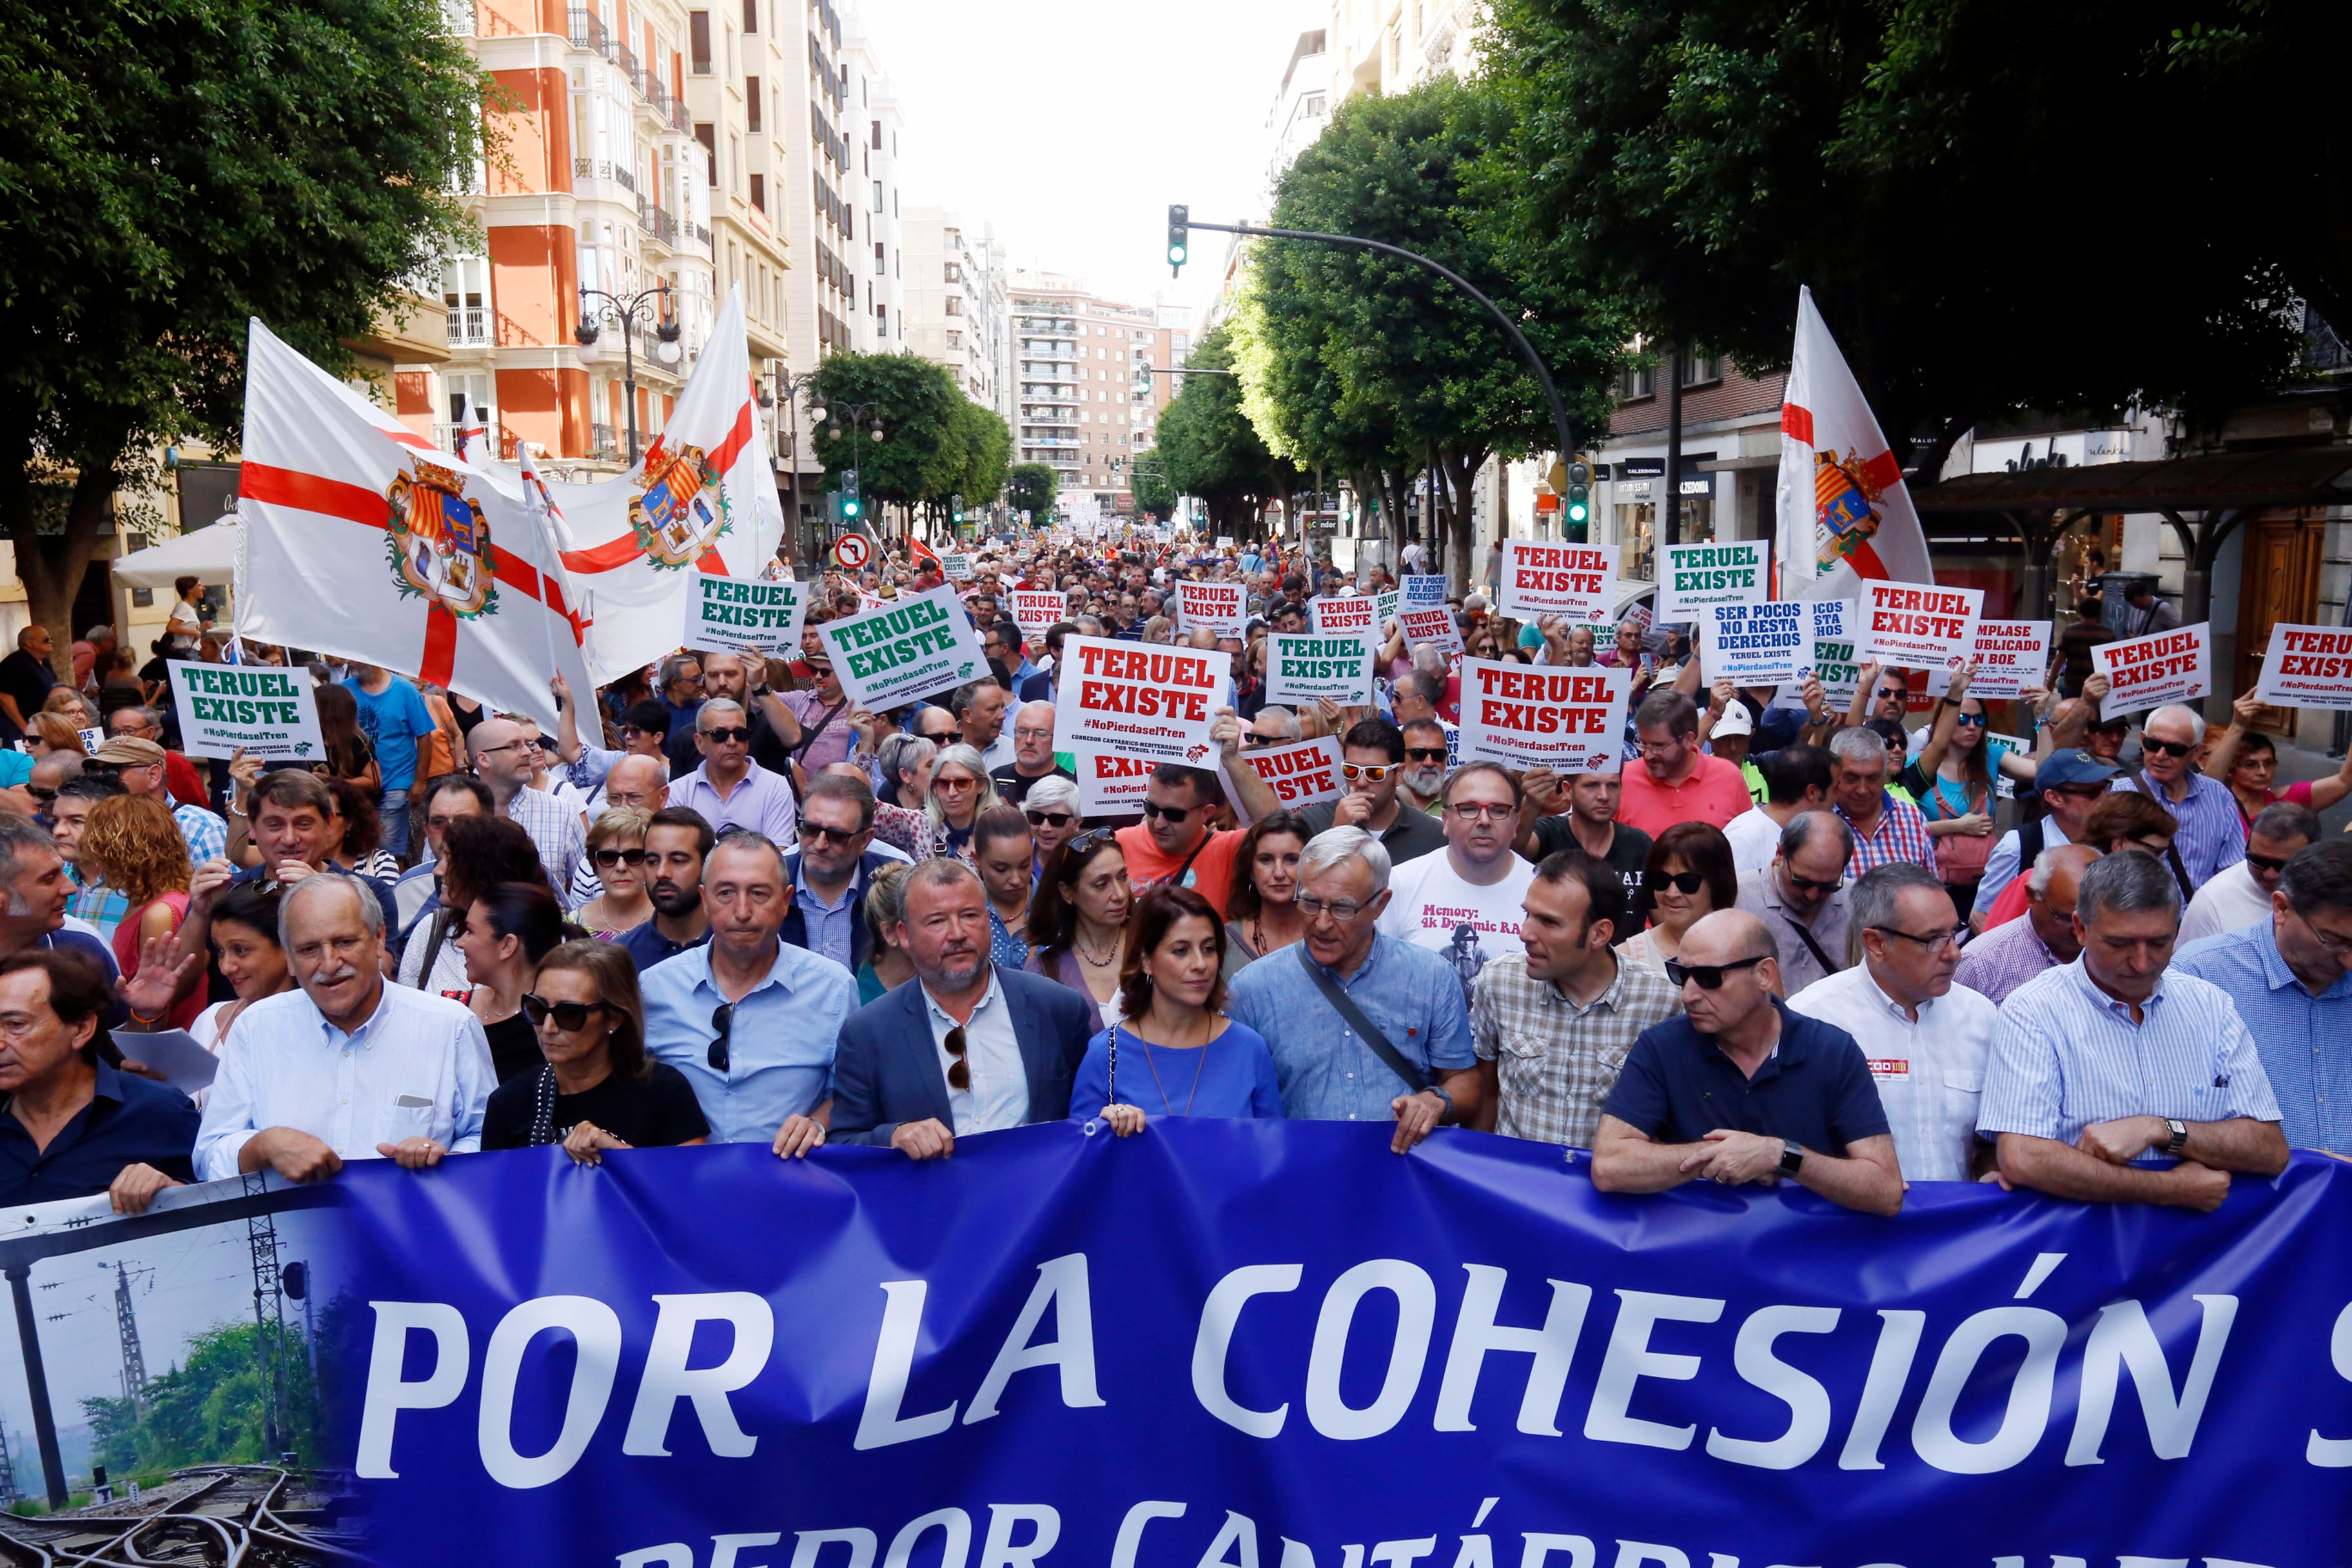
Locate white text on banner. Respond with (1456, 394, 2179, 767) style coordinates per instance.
(1266, 632, 1376, 708)
(1400, 574, 1448, 609)
(2093, 622, 2211, 715)
(1701, 601, 1807, 688)
(1498, 540, 1620, 623)
(1857, 580, 1984, 673)
(1458, 656, 1630, 774)
(818, 585, 989, 710)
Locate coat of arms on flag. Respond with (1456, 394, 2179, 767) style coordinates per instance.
(628, 440, 729, 569)
(1774, 285, 1934, 598)
(386, 458, 498, 618)
(1812, 447, 1890, 573)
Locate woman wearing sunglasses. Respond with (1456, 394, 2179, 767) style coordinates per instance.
(925, 743, 1001, 865)
(451, 880, 572, 1083)
(1021, 776, 1083, 874)
(1616, 822, 1739, 972)
(1072, 885, 1282, 1132)
(1220, 808, 1313, 979)
(1899, 662, 2036, 917)
(482, 939, 709, 1160)
(1024, 829, 1133, 1030)
(574, 807, 653, 939)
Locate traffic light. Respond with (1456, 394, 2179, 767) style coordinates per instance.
(1166, 205, 1189, 274)
(1565, 458, 1592, 531)
(951, 492, 965, 525)
(841, 467, 863, 522)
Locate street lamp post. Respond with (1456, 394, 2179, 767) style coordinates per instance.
(820, 400, 888, 538)
(574, 280, 681, 466)
(759, 367, 825, 577)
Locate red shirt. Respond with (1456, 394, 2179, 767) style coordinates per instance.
(1617, 752, 1753, 839)
(1115, 824, 1246, 919)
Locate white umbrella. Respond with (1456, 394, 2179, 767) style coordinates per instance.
(111, 521, 239, 590)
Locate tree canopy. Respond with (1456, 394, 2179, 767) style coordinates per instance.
(1157, 326, 1297, 534)
(1006, 462, 1059, 522)
(0, 0, 487, 656)
(809, 352, 1008, 536)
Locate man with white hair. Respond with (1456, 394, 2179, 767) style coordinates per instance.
(194, 872, 493, 1182)
(988, 700, 1072, 805)
(667, 698, 799, 845)
(2110, 703, 2246, 892)
(1246, 705, 1302, 749)
(1224, 826, 1482, 1152)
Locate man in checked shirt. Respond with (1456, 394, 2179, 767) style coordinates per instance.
(1470, 848, 1681, 1148)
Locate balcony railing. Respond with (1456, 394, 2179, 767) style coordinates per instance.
(446, 306, 490, 346)
(574, 157, 636, 192)
(590, 422, 618, 458)
(566, 7, 609, 57)
(616, 43, 640, 86)
(433, 419, 505, 455)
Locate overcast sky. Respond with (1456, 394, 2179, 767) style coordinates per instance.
(874, 0, 1327, 322)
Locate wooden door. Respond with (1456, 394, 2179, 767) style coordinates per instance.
(2236, 509, 2324, 737)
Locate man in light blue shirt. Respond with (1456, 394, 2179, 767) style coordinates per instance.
(2172, 839, 2352, 1153)
(666, 700, 799, 847)
(1225, 826, 1480, 1151)
(196, 873, 492, 1182)
(1979, 849, 2287, 1208)
(640, 830, 856, 1148)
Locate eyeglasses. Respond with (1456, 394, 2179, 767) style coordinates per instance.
(476, 740, 532, 760)
(1647, 869, 1705, 894)
(700, 726, 753, 744)
(709, 1003, 734, 1073)
(934, 774, 979, 792)
(801, 821, 867, 845)
(2142, 738, 2195, 759)
(24, 787, 55, 804)
(593, 847, 648, 868)
(1663, 954, 1770, 990)
(2289, 905, 2352, 954)
(1061, 827, 1117, 860)
(1141, 799, 1193, 823)
(1872, 923, 1966, 952)
(1294, 892, 1369, 921)
(1783, 870, 1843, 896)
(1026, 809, 1075, 828)
(1405, 747, 1448, 763)
(1446, 801, 1514, 821)
(1340, 763, 1394, 783)
(943, 1024, 970, 1089)
(522, 994, 613, 1032)
(1874, 687, 1906, 702)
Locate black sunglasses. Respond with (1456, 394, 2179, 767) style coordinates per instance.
(1646, 869, 1705, 895)
(700, 726, 753, 744)
(1664, 954, 1770, 990)
(1026, 809, 1075, 828)
(521, 994, 613, 1032)
(944, 1023, 970, 1090)
(2246, 851, 2291, 875)
(2142, 738, 2195, 759)
(24, 786, 55, 804)
(709, 1003, 734, 1072)
(1404, 747, 1448, 762)
(1141, 801, 1193, 823)
(1784, 870, 1842, 895)
(593, 847, 648, 868)
(801, 821, 865, 844)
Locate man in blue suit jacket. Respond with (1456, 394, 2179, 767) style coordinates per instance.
(827, 859, 1096, 1158)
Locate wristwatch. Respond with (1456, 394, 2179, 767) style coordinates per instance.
(1778, 1139, 1806, 1177)
(1426, 1083, 1455, 1119)
(2164, 1117, 2189, 1156)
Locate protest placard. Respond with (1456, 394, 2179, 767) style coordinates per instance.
(1497, 540, 1620, 623)
(1009, 589, 1066, 642)
(1266, 632, 1376, 709)
(1215, 535, 1236, 550)
(1175, 579, 1248, 639)
(1308, 594, 1378, 636)
(1968, 618, 2052, 700)
(940, 551, 975, 582)
(1458, 656, 1631, 773)
(1052, 635, 1230, 767)
(1700, 600, 1808, 688)
(1373, 589, 1399, 629)
(2093, 622, 2210, 714)
(682, 571, 807, 653)
(1396, 603, 1463, 656)
(817, 585, 989, 710)
(1988, 730, 2028, 800)
(1773, 598, 1862, 709)
(1856, 580, 1984, 673)
(2254, 623, 2352, 710)
(1070, 743, 1162, 814)
(1237, 734, 1344, 809)
(168, 660, 325, 763)
(1400, 573, 1449, 610)
(1658, 540, 1770, 625)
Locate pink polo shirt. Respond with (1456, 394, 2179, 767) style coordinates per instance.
(1617, 752, 1754, 839)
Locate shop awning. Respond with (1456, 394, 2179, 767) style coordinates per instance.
(111, 521, 239, 590)
(1910, 446, 2352, 514)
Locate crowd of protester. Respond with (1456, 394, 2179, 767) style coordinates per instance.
(3, 536, 2344, 1228)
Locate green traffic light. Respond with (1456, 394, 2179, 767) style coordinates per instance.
(1566, 499, 1589, 524)
(1168, 243, 1187, 266)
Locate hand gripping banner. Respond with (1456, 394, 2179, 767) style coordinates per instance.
(333, 1125, 2352, 1568)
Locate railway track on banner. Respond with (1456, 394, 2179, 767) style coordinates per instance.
(0, 1465, 369, 1567)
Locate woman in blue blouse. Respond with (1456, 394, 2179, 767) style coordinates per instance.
(1070, 886, 1282, 1128)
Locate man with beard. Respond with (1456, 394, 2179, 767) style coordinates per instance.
(616, 808, 714, 968)
(827, 859, 1096, 1158)
(1397, 718, 1449, 815)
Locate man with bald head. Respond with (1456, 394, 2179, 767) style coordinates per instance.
(989, 700, 1072, 805)
(469, 715, 584, 905)
(564, 753, 672, 906)
(1954, 844, 2099, 1005)
(1593, 908, 1903, 1213)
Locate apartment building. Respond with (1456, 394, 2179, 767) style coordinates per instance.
(405, 0, 718, 473)
(903, 209, 1010, 422)
(1010, 273, 1188, 511)
(1327, 0, 1476, 104)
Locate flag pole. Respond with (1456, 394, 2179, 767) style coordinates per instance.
(517, 444, 567, 714)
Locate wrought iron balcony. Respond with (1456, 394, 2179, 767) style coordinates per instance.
(573, 157, 636, 192)
(566, 7, 610, 57)
(446, 306, 490, 347)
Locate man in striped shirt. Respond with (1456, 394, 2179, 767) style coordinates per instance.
(1979, 850, 2287, 1208)
(2110, 704, 2246, 891)
(1827, 726, 1936, 875)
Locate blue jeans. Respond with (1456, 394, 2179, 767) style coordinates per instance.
(380, 787, 413, 865)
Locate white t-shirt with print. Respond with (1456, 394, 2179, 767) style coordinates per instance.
(1376, 850, 1534, 1006)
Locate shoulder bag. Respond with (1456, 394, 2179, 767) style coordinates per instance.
(1295, 945, 1431, 1095)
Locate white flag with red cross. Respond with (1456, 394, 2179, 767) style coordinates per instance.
(236, 319, 596, 730)
(1772, 286, 1935, 601)
(554, 284, 785, 681)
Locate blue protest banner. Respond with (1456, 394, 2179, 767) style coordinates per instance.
(334, 1123, 2352, 1567)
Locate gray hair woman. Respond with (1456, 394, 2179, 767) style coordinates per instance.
(925, 741, 1003, 865)
(1021, 774, 1083, 872)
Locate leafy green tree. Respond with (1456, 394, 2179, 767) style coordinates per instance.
(86, 1316, 327, 1477)
(1006, 462, 1058, 522)
(1475, 0, 2308, 476)
(946, 398, 1011, 518)
(0, 0, 487, 664)
(1128, 451, 1177, 520)
(809, 352, 966, 534)
(1159, 326, 1299, 535)
(1244, 77, 1627, 588)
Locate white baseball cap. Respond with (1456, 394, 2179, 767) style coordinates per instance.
(1712, 703, 1755, 739)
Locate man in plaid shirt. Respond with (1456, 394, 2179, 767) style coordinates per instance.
(1471, 847, 1682, 1148)
(1828, 726, 1936, 874)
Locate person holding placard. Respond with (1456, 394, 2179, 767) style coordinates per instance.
(2203, 689, 2352, 830)
(1827, 727, 1936, 876)
(1518, 769, 1652, 906)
